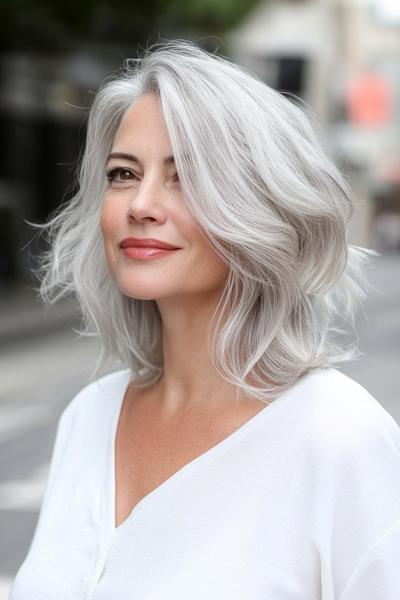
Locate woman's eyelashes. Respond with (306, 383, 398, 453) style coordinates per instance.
(106, 166, 180, 187)
(106, 167, 138, 185)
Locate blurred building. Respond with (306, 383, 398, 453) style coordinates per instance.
(0, 48, 117, 283)
(228, 0, 400, 249)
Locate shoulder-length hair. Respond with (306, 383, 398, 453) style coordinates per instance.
(31, 39, 375, 402)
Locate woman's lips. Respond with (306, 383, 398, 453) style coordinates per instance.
(121, 247, 179, 260)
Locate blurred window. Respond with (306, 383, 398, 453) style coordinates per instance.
(265, 55, 306, 97)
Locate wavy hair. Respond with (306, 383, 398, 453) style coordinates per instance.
(30, 39, 376, 402)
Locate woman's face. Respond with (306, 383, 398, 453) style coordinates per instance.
(100, 93, 229, 304)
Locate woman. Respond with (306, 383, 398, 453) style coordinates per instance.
(11, 39, 400, 599)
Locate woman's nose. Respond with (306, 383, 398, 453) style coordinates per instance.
(126, 177, 166, 223)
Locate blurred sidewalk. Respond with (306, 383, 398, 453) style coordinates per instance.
(0, 281, 80, 346)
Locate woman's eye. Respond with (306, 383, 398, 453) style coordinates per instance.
(105, 167, 180, 186)
(106, 167, 138, 184)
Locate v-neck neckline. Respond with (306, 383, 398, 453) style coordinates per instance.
(107, 367, 323, 536)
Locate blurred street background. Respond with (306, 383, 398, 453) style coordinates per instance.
(0, 0, 399, 596)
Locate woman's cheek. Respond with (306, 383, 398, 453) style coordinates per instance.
(100, 199, 118, 237)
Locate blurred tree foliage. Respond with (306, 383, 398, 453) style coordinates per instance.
(0, 0, 262, 51)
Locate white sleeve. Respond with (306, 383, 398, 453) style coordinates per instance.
(325, 397, 400, 599)
(338, 518, 400, 600)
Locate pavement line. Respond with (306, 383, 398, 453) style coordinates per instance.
(0, 462, 50, 510)
(0, 404, 52, 444)
(0, 463, 49, 510)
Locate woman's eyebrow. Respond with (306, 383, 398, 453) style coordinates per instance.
(106, 152, 175, 165)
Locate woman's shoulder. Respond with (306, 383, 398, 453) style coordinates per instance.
(293, 367, 400, 457)
(59, 367, 132, 428)
(295, 367, 391, 419)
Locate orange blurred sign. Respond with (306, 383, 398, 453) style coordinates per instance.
(347, 73, 391, 126)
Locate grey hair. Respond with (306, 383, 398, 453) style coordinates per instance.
(30, 39, 376, 402)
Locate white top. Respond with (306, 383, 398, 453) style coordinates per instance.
(10, 367, 400, 600)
